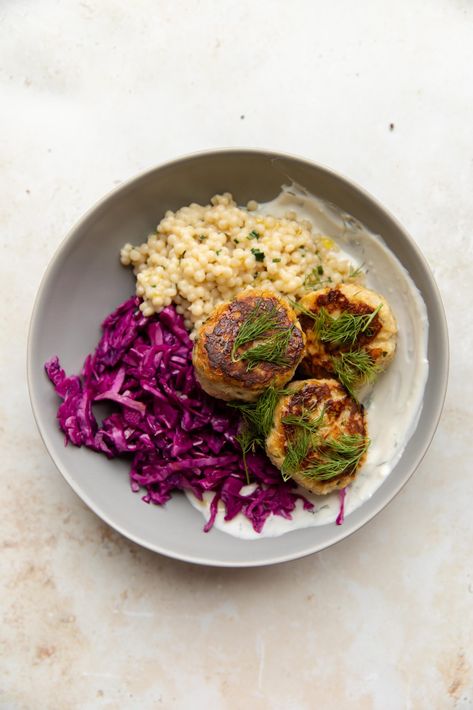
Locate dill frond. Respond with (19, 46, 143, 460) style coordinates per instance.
(289, 299, 317, 320)
(331, 349, 380, 395)
(314, 304, 382, 347)
(231, 386, 289, 481)
(236, 425, 263, 484)
(346, 264, 364, 280)
(229, 385, 288, 440)
(280, 407, 326, 481)
(231, 302, 292, 371)
(281, 406, 325, 433)
(238, 329, 292, 370)
(281, 428, 312, 481)
(303, 434, 369, 481)
(231, 303, 280, 360)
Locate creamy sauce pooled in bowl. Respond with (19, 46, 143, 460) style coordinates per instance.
(186, 185, 429, 539)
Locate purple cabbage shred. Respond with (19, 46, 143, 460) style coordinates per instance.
(336, 487, 347, 526)
(45, 297, 313, 533)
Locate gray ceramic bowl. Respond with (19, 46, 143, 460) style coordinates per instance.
(27, 149, 448, 567)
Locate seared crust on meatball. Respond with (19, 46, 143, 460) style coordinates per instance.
(266, 378, 368, 495)
(298, 283, 397, 384)
(192, 289, 306, 402)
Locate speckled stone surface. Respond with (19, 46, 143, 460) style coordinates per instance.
(1, 1, 472, 708)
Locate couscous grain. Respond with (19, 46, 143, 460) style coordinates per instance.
(121, 193, 360, 337)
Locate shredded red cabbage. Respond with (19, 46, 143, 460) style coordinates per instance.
(45, 297, 313, 533)
(336, 487, 347, 525)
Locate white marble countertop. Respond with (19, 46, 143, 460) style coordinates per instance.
(1, 1, 472, 708)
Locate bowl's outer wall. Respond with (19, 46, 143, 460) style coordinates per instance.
(28, 150, 448, 566)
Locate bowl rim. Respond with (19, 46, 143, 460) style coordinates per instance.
(27, 147, 450, 567)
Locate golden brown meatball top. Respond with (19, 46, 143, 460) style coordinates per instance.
(266, 378, 368, 495)
(298, 283, 397, 389)
(193, 290, 305, 402)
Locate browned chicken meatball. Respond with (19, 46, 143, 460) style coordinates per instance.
(266, 378, 368, 495)
(192, 289, 305, 402)
(298, 283, 397, 392)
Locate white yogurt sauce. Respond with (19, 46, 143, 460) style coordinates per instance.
(186, 184, 429, 539)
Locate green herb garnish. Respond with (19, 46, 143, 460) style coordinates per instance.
(289, 299, 316, 319)
(331, 350, 380, 395)
(198, 235, 207, 241)
(281, 406, 368, 482)
(281, 406, 325, 433)
(231, 302, 293, 370)
(231, 386, 289, 482)
(347, 264, 364, 280)
(251, 247, 265, 262)
(281, 407, 325, 481)
(313, 304, 382, 347)
(303, 434, 369, 481)
(272, 258, 281, 263)
(291, 299, 382, 348)
(282, 428, 313, 481)
(216, 249, 221, 256)
(236, 427, 263, 484)
(231, 303, 279, 361)
(237, 329, 292, 370)
(230, 386, 287, 440)
(248, 230, 260, 240)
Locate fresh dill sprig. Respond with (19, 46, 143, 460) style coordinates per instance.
(230, 400, 262, 432)
(281, 406, 325, 433)
(291, 299, 381, 347)
(281, 406, 368, 483)
(236, 426, 263, 484)
(288, 299, 317, 320)
(290, 300, 383, 346)
(303, 434, 369, 481)
(231, 386, 289, 482)
(280, 407, 326, 481)
(231, 303, 280, 362)
(238, 329, 292, 370)
(230, 385, 287, 439)
(346, 264, 364, 280)
(231, 302, 292, 371)
(313, 304, 382, 347)
(258, 386, 289, 437)
(331, 349, 380, 395)
(281, 428, 312, 481)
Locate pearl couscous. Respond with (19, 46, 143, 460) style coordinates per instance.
(120, 193, 357, 337)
